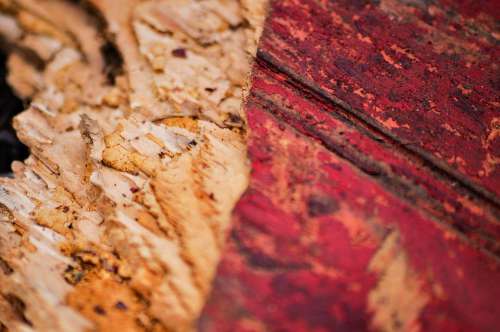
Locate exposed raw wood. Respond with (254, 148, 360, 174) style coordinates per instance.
(0, 0, 267, 331)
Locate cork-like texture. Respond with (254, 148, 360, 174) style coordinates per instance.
(0, 0, 267, 331)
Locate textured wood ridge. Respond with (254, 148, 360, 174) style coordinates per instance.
(201, 1, 500, 331)
(0, 0, 267, 331)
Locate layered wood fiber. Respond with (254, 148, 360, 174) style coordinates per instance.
(0, 0, 267, 331)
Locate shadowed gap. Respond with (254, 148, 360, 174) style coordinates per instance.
(0, 51, 29, 174)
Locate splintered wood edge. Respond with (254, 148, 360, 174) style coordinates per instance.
(0, 0, 269, 331)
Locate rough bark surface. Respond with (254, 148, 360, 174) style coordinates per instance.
(200, 1, 500, 331)
(0, 0, 267, 331)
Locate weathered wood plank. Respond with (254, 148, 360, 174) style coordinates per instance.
(201, 95, 499, 331)
(249, 64, 500, 255)
(259, 0, 500, 201)
(201, 0, 500, 330)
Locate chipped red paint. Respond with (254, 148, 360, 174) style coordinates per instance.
(200, 1, 500, 331)
(260, 0, 500, 201)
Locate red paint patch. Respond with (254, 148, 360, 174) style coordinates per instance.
(200, 1, 500, 331)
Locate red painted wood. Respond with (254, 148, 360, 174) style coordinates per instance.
(248, 67, 500, 254)
(260, 0, 500, 201)
(200, 1, 500, 331)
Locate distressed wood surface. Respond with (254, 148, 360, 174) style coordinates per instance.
(0, 1, 265, 331)
(200, 1, 500, 331)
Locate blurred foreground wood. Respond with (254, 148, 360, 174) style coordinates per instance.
(0, 0, 266, 331)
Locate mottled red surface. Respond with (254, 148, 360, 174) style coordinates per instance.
(259, 0, 500, 201)
(200, 1, 500, 331)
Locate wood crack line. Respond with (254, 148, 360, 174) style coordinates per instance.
(251, 91, 500, 262)
(255, 50, 500, 209)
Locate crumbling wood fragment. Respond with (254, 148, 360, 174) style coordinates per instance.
(0, 0, 267, 331)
